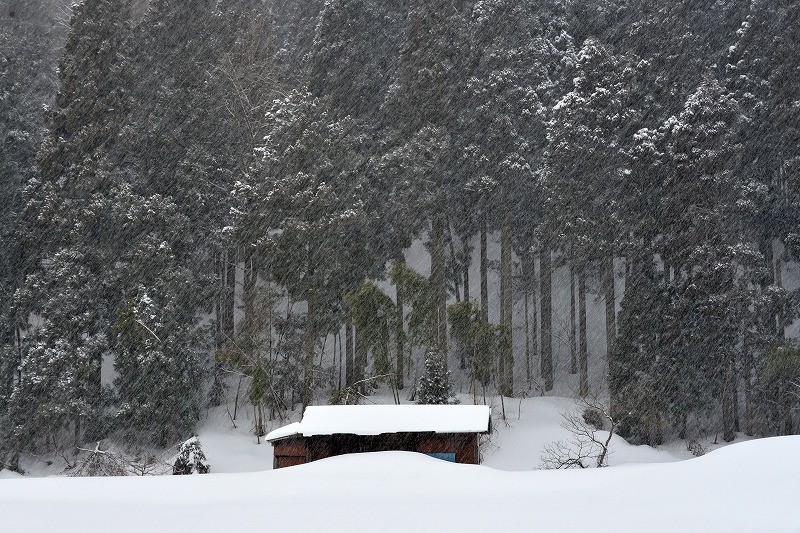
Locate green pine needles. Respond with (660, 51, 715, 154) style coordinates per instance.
(417, 350, 458, 405)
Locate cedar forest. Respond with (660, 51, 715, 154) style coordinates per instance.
(1, 0, 799, 468)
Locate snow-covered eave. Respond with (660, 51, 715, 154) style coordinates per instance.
(265, 422, 302, 442)
(266, 405, 492, 443)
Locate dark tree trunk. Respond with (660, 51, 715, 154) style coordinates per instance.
(604, 255, 616, 363)
(85, 352, 103, 441)
(743, 330, 755, 435)
(523, 256, 531, 386)
(499, 204, 513, 396)
(722, 351, 736, 442)
(463, 240, 471, 303)
(395, 258, 405, 390)
(531, 258, 538, 390)
(775, 257, 784, 340)
(431, 215, 448, 364)
(782, 383, 793, 436)
(480, 209, 489, 325)
(222, 248, 236, 342)
(74, 416, 81, 450)
(578, 268, 588, 398)
(604, 255, 616, 411)
(447, 223, 461, 303)
(345, 317, 354, 388)
(540, 250, 553, 391)
(242, 249, 257, 319)
(302, 298, 316, 409)
(355, 326, 367, 394)
(733, 353, 740, 434)
(569, 263, 577, 375)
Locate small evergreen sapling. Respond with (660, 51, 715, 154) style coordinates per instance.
(416, 350, 458, 405)
(172, 437, 210, 475)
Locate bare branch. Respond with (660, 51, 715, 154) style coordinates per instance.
(540, 396, 617, 469)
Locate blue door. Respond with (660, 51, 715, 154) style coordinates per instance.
(425, 452, 456, 462)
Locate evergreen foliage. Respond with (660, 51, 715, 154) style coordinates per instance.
(417, 351, 458, 405)
(172, 437, 210, 475)
(2, 0, 800, 460)
(344, 281, 396, 378)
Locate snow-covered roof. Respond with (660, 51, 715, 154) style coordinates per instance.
(264, 422, 301, 441)
(266, 405, 491, 442)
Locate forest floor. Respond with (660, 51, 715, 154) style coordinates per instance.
(2, 394, 797, 531)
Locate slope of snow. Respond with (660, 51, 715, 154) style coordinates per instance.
(480, 396, 683, 469)
(5, 394, 732, 477)
(195, 394, 685, 474)
(1, 436, 798, 532)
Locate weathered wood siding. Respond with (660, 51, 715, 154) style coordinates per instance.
(272, 432, 483, 468)
(272, 437, 307, 469)
(418, 433, 479, 464)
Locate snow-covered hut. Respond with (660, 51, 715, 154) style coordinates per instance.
(266, 405, 492, 468)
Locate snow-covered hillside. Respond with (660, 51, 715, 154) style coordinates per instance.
(190, 394, 688, 475)
(3, 395, 797, 531)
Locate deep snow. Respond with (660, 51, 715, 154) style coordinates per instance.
(2, 396, 797, 532)
(1, 437, 798, 532)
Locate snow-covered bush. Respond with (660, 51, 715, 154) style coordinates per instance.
(66, 443, 129, 477)
(172, 437, 210, 475)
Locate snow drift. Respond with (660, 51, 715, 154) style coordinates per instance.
(1, 436, 798, 532)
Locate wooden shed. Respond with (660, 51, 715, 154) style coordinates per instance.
(267, 405, 492, 468)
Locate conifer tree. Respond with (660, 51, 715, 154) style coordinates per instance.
(541, 38, 642, 399)
(417, 350, 457, 405)
(172, 437, 210, 475)
(0, 0, 68, 431)
(109, 185, 207, 446)
(9, 0, 131, 450)
(235, 91, 380, 408)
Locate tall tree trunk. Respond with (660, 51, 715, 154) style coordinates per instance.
(242, 249, 257, 321)
(604, 255, 616, 362)
(499, 204, 513, 396)
(531, 258, 538, 390)
(395, 257, 405, 390)
(604, 255, 616, 410)
(775, 257, 784, 340)
(355, 325, 367, 393)
(214, 250, 222, 346)
(86, 337, 103, 441)
(743, 329, 754, 435)
(540, 250, 553, 391)
(15, 323, 23, 384)
(74, 416, 81, 450)
(222, 248, 236, 342)
(569, 263, 577, 375)
(480, 208, 489, 325)
(722, 351, 736, 442)
(523, 256, 531, 386)
(578, 268, 588, 398)
(345, 317, 354, 388)
(335, 332, 341, 390)
(211, 248, 236, 409)
(302, 297, 316, 409)
(782, 380, 793, 436)
(447, 222, 461, 303)
(463, 240, 470, 302)
(0, 326, 12, 401)
(431, 216, 447, 364)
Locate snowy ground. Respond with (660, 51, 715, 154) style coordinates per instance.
(195, 393, 738, 472)
(2, 395, 798, 531)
